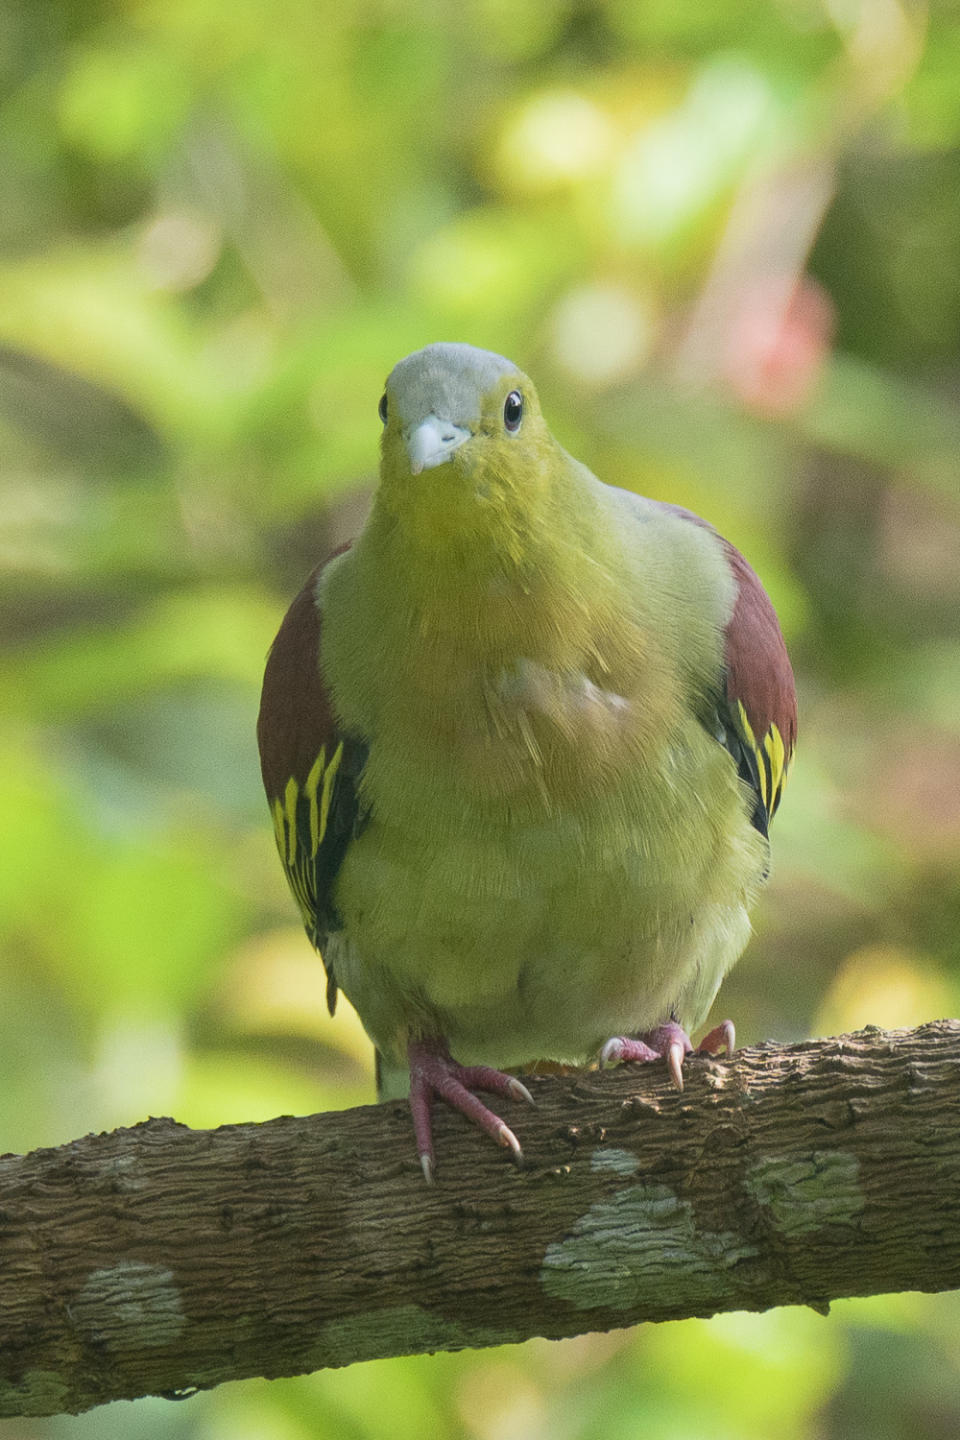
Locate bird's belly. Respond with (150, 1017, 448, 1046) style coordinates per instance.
(330, 760, 765, 1069)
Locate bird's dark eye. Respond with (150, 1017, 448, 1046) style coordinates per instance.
(503, 390, 523, 432)
(378, 392, 388, 425)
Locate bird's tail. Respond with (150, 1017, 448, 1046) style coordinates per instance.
(375, 1050, 411, 1102)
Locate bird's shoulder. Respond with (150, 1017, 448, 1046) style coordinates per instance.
(608, 486, 797, 834)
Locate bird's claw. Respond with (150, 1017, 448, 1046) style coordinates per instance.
(496, 1121, 523, 1158)
(697, 1018, 736, 1057)
(506, 1076, 536, 1107)
(408, 1040, 532, 1181)
(600, 1036, 658, 1067)
(601, 1019, 736, 1090)
(667, 1039, 686, 1092)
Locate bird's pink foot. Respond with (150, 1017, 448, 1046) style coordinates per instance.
(407, 1039, 535, 1183)
(600, 1019, 735, 1091)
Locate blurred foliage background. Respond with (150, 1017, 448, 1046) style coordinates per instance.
(2, 0, 959, 1436)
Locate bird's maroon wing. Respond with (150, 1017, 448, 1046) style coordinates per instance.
(714, 538, 797, 836)
(256, 552, 367, 1012)
(656, 502, 797, 835)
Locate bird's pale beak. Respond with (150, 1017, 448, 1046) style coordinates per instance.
(405, 414, 471, 475)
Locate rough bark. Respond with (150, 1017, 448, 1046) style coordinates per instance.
(2, 1020, 959, 1418)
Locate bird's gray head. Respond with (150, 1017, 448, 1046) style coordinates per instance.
(373, 342, 560, 558)
(381, 343, 530, 475)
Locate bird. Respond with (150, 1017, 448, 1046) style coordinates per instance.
(257, 342, 796, 1181)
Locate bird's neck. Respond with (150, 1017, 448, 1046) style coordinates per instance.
(357, 458, 615, 664)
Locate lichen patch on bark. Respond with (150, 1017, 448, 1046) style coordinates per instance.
(541, 1182, 759, 1311)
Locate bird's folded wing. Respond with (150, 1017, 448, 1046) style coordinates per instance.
(257, 552, 368, 1013)
(713, 536, 797, 837)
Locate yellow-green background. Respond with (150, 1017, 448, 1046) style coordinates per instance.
(2, 1, 960, 1435)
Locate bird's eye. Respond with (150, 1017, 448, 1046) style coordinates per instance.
(378, 392, 388, 425)
(503, 390, 523, 432)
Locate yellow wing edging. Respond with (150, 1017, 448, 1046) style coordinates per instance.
(270, 740, 345, 870)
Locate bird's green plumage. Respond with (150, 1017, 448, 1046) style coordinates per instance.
(315, 344, 769, 1079)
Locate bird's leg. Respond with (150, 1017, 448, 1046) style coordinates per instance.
(407, 1038, 535, 1183)
(600, 1019, 735, 1092)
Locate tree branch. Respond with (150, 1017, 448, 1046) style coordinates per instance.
(2, 1020, 959, 1417)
